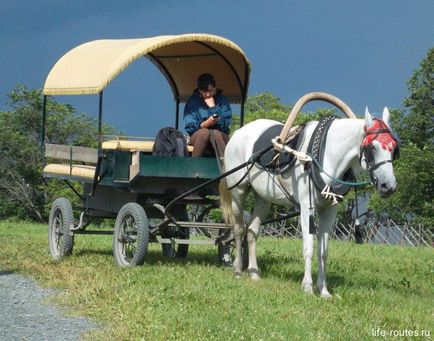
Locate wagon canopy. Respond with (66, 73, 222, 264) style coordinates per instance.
(43, 33, 250, 103)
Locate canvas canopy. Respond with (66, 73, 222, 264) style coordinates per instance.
(43, 33, 250, 103)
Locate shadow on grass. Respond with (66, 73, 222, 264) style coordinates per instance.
(74, 249, 113, 257)
(257, 254, 345, 289)
(72, 247, 220, 267)
(0, 269, 17, 276)
(70, 246, 406, 294)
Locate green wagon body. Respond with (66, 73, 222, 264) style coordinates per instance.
(42, 33, 251, 266)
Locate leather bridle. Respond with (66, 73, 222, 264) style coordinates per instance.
(360, 118, 400, 185)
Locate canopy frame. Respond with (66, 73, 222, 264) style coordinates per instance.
(41, 34, 251, 160)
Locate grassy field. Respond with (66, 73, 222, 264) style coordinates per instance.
(0, 221, 432, 340)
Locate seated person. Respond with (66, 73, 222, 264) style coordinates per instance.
(184, 73, 232, 158)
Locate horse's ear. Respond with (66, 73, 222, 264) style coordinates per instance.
(365, 107, 373, 127)
(382, 107, 390, 127)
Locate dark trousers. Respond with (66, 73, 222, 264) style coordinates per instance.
(190, 128, 229, 158)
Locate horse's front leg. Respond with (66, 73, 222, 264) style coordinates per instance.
(300, 207, 314, 294)
(246, 194, 270, 280)
(317, 205, 337, 298)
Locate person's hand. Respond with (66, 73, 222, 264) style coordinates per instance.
(200, 115, 219, 128)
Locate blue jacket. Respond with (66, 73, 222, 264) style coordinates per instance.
(184, 89, 232, 135)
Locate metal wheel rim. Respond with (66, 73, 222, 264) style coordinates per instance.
(118, 214, 138, 264)
(51, 209, 64, 257)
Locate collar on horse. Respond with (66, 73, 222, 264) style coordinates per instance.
(307, 116, 356, 201)
(306, 116, 400, 204)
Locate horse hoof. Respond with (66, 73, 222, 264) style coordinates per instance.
(248, 268, 261, 281)
(234, 271, 242, 279)
(321, 291, 333, 299)
(251, 274, 260, 281)
(302, 283, 314, 294)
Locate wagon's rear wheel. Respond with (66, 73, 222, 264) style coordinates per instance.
(48, 198, 75, 260)
(161, 209, 189, 258)
(113, 203, 149, 267)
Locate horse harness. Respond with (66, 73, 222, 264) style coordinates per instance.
(306, 116, 355, 201)
(250, 115, 399, 206)
(253, 123, 306, 173)
(250, 116, 354, 205)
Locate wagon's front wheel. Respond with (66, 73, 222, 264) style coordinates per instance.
(113, 203, 149, 267)
(48, 198, 75, 260)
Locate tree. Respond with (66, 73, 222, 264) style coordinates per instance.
(395, 48, 434, 149)
(369, 48, 434, 227)
(369, 143, 434, 226)
(0, 86, 115, 222)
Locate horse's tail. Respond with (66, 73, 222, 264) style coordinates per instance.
(219, 179, 235, 226)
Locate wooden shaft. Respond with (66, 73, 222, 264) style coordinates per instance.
(279, 92, 357, 143)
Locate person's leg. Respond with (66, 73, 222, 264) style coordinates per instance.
(190, 128, 211, 157)
(209, 130, 229, 157)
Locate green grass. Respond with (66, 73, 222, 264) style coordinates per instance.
(0, 221, 433, 340)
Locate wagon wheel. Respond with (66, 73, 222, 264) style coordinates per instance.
(48, 198, 75, 260)
(217, 230, 248, 269)
(113, 203, 149, 267)
(161, 208, 189, 258)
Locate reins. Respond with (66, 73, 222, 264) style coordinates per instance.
(307, 153, 370, 187)
(164, 144, 274, 220)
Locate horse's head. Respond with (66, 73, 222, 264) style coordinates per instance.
(361, 107, 399, 197)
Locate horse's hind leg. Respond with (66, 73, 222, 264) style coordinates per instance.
(247, 193, 270, 280)
(231, 186, 249, 278)
(317, 205, 337, 298)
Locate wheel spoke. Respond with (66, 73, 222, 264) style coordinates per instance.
(114, 203, 149, 267)
(54, 211, 64, 250)
(119, 214, 139, 263)
(49, 198, 74, 260)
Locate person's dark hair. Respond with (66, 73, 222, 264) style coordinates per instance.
(197, 73, 216, 91)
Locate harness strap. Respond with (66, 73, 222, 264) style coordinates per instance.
(275, 172, 299, 206)
(272, 138, 312, 164)
(368, 159, 393, 172)
(365, 128, 390, 135)
(226, 145, 274, 191)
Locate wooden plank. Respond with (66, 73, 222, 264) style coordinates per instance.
(45, 144, 98, 164)
(129, 151, 140, 181)
(159, 238, 215, 245)
(168, 221, 231, 229)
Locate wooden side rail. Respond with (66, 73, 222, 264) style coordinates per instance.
(45, 143, 98, 164)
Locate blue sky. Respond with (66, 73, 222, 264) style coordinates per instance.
(1, 1, 433, 137)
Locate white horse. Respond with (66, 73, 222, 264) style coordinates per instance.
(220, 96, 398, 298)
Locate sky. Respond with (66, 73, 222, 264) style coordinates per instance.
(1, 0, 433, 137)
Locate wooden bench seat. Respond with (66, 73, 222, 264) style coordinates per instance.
(43, 144, 97, 180)
(102, 139, 194, 153)
(42, 139, 195, 182)
(43, 164, 96, 179)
